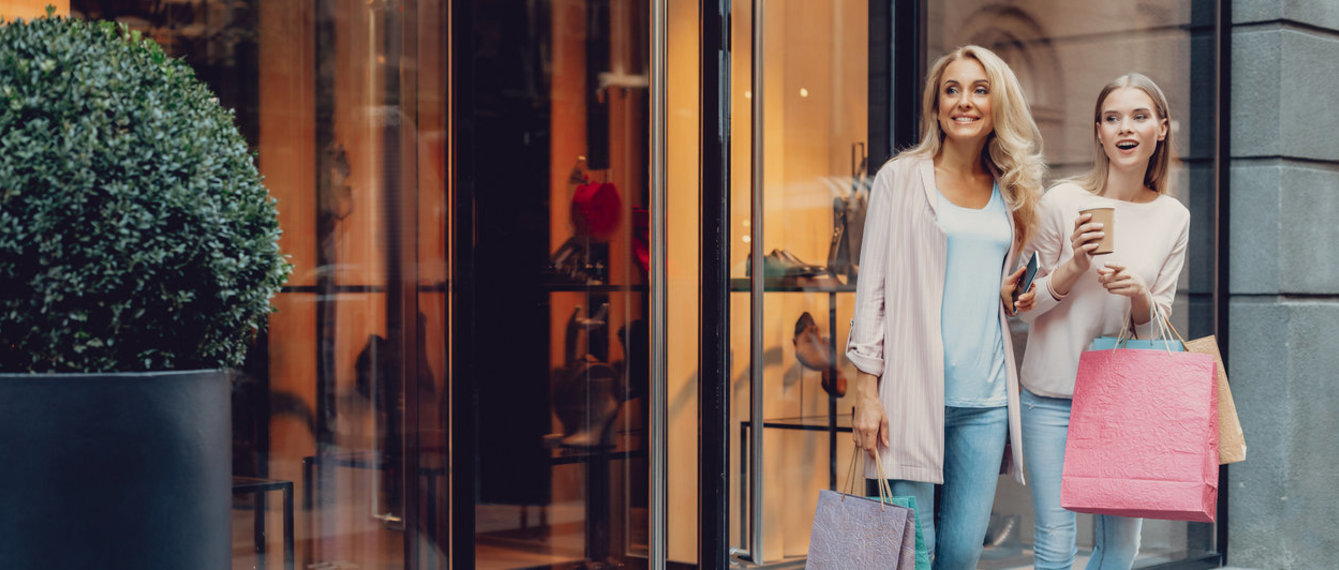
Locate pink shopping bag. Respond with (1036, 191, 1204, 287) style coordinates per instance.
(1060, 347, 1219, 522)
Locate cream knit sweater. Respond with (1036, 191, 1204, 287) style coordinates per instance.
(1018, 182, 1190, 399)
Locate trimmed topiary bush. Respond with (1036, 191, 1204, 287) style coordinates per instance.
(0, 11, 290, 372)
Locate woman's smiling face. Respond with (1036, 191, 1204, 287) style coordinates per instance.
(1096, 87, 1168, 177)
(936, 58, 994, 145)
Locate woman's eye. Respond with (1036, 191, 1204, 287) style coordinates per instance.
(945, 86, 959, 95)
(1134, 113, 1148, 121)
(1104, 116, 1118, 123)
(974, 87, 988, 95)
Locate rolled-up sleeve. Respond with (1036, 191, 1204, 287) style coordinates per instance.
(845, 169, 894, 377)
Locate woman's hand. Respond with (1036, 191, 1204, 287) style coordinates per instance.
(1067, 212, 1105, 274)
(1014, 288, 1036, 313)
(1096, 263, 1148, 299)
(1046, 212, 1107, 300)
(851, 372, 888, 459)
(1000, 265, 1036, 315)
(1098, 263, 1153, 326)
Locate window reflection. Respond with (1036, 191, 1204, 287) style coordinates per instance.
(71, 0, 450, 567)
(928, 0, 1219, 564)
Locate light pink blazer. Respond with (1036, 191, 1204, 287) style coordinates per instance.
(845, 154, 1026, 485)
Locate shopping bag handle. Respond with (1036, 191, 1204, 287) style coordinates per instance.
(842, 444, 895, 510)
(1110, 294, 1187, 354)
(1154, 305, 1190, 349)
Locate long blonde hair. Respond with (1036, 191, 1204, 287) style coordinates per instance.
(904, 45, 1046, 250)
(1073, 73, 1174, 195)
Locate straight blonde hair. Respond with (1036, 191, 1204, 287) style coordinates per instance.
(903, 45, 1046, 250)
(1074, 73, 1174, 195)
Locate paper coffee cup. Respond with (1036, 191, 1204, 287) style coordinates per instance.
(1079, 207, 1115, 255)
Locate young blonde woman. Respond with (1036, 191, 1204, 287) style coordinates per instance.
(1006, 73, 1190, 569)
(845, 45, 1045, 569)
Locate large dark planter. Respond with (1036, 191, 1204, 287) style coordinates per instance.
(0, 370, 230, 569)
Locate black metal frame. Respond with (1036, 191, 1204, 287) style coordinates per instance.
(894, 0, 925, 151)
(449, 0, 476, 567)
(1213, 0, 1232, 563)
(699, 1, 731, 568)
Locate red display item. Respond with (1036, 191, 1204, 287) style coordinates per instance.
(572, 181, 622, 239)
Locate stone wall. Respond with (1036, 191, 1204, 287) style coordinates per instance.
(1228, 1, 1339, 567)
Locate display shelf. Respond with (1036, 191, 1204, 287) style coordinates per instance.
(544, 282, 649, 293)
(743, 413, 853, 433)
(729, 278, 856, 293)
(545, 430, 646, 465)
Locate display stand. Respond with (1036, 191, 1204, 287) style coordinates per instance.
(546, 280, 648, 568)
(233, 476, 295, 570)
(730, 280, 855, 558)
(549, 432, 646, 568)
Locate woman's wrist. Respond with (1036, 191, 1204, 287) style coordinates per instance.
(1130, 290, 1153, 324)
(853, 372, 879, 399)
(1050, 258, 1081, 298)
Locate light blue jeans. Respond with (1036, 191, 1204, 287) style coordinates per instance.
(1021, 388, 1142, 569)
(874, 405, 1008, 570)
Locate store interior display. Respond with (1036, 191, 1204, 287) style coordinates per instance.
(792, 311, 846, 398)
(744, 249, 843, 289)
(825, 145, 871, 282)
(546, 237, 610, 286)
(551, 304, 623, 449)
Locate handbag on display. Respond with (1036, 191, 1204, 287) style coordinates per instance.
(807, 448, 923, 570)
(1062, 306, 1220, 522)
(825, 144, 869, 282)
(571, 181, 622, 239)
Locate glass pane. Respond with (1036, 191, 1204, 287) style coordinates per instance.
(665, 0, 702, 565)
(926, 0, 1219, 566)
(459, 1, 652, 567)
(69, 0, 451, 567)
(729, 0, 869, 564)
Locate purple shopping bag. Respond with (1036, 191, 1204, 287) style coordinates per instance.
(807, 450, 918, 569)
(1060, 346, 1219, 522)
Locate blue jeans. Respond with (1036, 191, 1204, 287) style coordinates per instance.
(876, 405, 1008, 570)
(1021, 388, 1142, 569)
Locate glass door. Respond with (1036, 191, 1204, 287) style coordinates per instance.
(68, 1, 452, 568)
(729, 1, 873, 565)
(923, 0, 1222, 565)
(452, 1, 654, 567)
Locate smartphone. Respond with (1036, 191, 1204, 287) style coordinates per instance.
(1013, 252, 1039, 301)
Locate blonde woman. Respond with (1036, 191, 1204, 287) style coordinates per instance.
(1009, 73, 1190, 569)
(845, 45, 1045, 569)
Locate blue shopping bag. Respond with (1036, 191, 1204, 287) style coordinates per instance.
(1089, 337, 1184, 351)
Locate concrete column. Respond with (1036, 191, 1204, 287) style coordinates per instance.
(1228, 1, 1339, 567)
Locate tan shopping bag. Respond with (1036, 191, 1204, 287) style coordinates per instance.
(1184, 336, 1247, 464)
